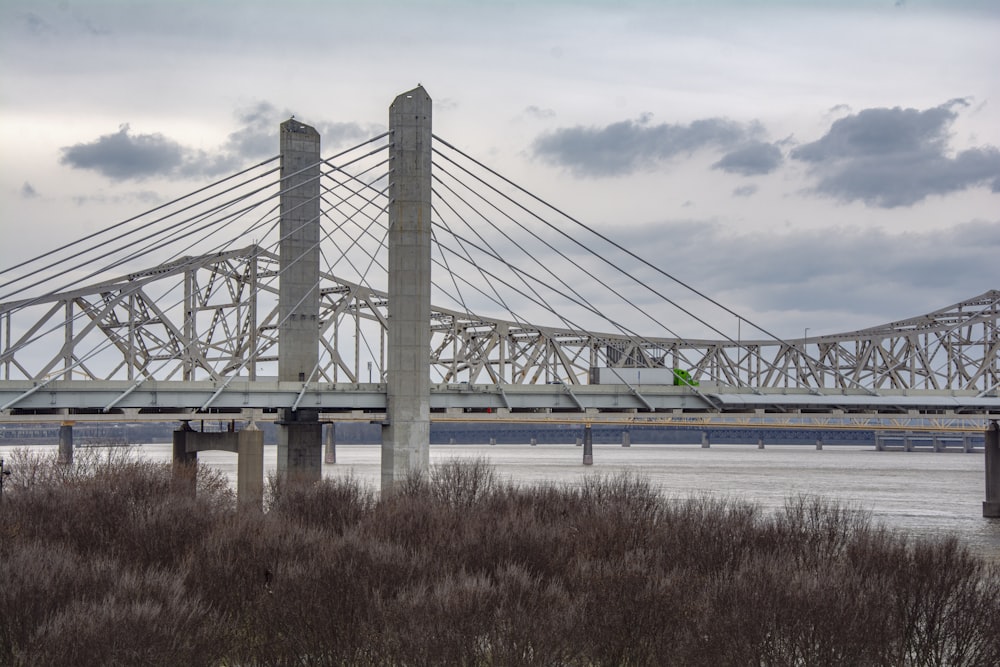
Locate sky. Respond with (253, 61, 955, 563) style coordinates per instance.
(2, 0, 999, 340)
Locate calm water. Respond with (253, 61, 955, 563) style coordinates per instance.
(4, 442, 998, 563)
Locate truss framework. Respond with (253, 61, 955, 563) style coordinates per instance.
(1, 248, 997, 394)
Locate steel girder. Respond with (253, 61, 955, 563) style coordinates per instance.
(1, 250, 997, 393)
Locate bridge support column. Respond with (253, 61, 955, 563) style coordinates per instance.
(984, 421, 1000, 518)
(621, 429, 631, 448)
(382, 86, 432, 493)
(173, 421, 264, 509)
(816, 438, 823, 451)
(237, 424, 264, 510)
(583, 424, 593, 465)
(489, 437, 496, 446)
(278, 409, 322, 484)
(276, 117, 323, 483)
(324, 423, 337, 464)
(757, 437, 764, 449)
(530, 437, 537, 446)
(58, 422, 73, 465)
(172, 421, 198, 495)
(701, 431, 710, 448)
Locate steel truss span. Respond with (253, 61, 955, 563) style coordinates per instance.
(1, 248, 997, 396)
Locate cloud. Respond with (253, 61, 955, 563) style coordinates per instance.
(733, 184, 758, 197)
(21, 182, 38, 198)
(524, 105, 556, 120)
(792, 100, 1000, 207)
(20, 12, 52, 35)
(60, 124, 184, 180)
(592, 217, 1000, 336)
(72, 190, 162, 207)
(532, 114, 761, 177)
(59, 104, 383, 182)
(712, 141, 783, 176)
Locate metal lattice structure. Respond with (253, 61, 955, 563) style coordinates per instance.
(2, 246, 996, 394)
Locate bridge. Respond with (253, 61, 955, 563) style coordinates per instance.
(2, 87, 999, 512)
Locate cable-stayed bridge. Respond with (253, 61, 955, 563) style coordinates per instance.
(2, 87, 999, 505)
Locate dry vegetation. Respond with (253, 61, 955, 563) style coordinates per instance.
(1, 449, 998, 666)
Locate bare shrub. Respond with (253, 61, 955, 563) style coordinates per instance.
(21, 566, 224, 667)
(429, 456, 498, 509)
(0, 542, 114, 661)
(268, 473, 374, 532)
(2, 457, 998, 665)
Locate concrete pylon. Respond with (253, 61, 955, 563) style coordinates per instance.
(237, 423, 265, 510)
(58, 421, 73, 464)
(382, 86, 433, 492)
(984, 421, 1000, 517)
(277, 118, 323, 483)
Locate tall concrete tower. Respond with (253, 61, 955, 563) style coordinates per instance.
(277, 118, 322, 481)
(382, 86, 432, 491)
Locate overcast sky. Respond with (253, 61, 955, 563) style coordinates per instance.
(2, 0, 998, 339)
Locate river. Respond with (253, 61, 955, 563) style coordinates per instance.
(3, 442, 998, 563)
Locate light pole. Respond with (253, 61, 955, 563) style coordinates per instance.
(367, 361, 372, 383)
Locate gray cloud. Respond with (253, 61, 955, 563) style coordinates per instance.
(590, 217, 1000, 336)
(532, 114, 761, 177)
(21, 182, 38, 198)
(59, 104, 382, 182)
(792, 100, 1000, 207)
(60, 124, 184, 180)
(733, 184, 758, 197)
(712, 141, 783, 176)
(20, 12, 52, 35)
(71, 190, 162, 207)
(524, 105, 556, 120)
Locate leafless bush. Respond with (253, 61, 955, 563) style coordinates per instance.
(20, 566, 224, 667)
(2, 458, 998, 665)
(268, 473, 374, 531)
(428, 456, 498, 509)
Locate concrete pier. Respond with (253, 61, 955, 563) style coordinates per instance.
(757, 437, 764, 449)
(583, 423, 593, 465)
(621, 429, 631, 448)
(324, 422, 337, 464)
(701, 431, 710, 448)
(58, 422, 73, 464)
(277, 118, 323, 482)
(236, 424, 264, 510)
(172, 421, 265, 509)
(984, 421, 1000, 517)
(172, 422, 198, 495)
(382, 86, 433, 492)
